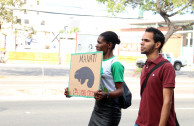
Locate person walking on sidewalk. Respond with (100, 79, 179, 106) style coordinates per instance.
(65, 31, 124, 126)
(135, 27, 177, 126)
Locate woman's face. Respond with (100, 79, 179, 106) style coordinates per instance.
(96, 36, 108, 55)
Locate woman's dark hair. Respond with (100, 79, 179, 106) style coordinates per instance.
(145, 27, 165, 52)
(100, 31, 120, 50)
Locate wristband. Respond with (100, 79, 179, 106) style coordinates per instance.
(106, 92, 109, 99)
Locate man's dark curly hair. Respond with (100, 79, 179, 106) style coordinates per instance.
(145, 27, 165, 53)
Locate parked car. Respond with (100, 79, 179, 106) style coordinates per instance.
(136, 53, 187, 71)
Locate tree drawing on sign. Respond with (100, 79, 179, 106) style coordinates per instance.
(74, 67, 95, 88)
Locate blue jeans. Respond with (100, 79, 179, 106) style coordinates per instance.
(134, 123, 139, 126)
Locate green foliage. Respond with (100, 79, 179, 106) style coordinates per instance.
(144, 0, 193, 16)
(97, 0, 142, 15)
(0, 0, 24, 24)
(0, 0, 37, 36)
(59, 30, 64, 33)
(97, 0, 194, 16)
(97, 0, 194, 42)
(60, 27, 79, 34)
(71, 27, 79, 33)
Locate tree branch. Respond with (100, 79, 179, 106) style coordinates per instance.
(169, 4, 191, 17)
(162, 0, 166, 10)
(156, 0, 161, 13)
(175, 21, 194, 31)
(157, 5, 176, 42)
(164, 3, 174, 13)
(158, 7, 171, 26)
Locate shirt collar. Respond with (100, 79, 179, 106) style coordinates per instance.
(103, 55, 115, 61)
(146, 54, 163, 65)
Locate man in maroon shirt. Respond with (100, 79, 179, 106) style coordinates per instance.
(135, 27, 176, 126)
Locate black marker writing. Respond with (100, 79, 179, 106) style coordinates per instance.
(79, 54, 97, 63)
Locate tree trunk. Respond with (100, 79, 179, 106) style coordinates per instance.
(164, 24, 175, 43)
(159, 11, 176, 42)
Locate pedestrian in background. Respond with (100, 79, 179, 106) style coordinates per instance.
(135, 27, 177, 126)
(65, 31, 124, 126)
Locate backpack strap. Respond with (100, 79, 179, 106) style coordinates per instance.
(140, 61, 169, 96)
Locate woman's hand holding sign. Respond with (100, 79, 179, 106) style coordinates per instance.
(64, 87, 71, 98)
(94, 89, 107, 101)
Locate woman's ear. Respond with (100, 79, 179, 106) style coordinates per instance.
(108, 42, 113, 49)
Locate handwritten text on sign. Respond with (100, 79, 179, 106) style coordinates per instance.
(79, 54, 97, 63)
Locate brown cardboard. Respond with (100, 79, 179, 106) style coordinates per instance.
(68, 52, 102, 98)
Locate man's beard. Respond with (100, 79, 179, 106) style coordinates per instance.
(141, 44, 155, 55)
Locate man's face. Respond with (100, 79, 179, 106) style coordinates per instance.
(140, 32, 156, 55)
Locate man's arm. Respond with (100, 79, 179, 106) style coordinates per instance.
(159, 87, 174, 126)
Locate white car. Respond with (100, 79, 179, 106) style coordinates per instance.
(136, 53, 187, 71)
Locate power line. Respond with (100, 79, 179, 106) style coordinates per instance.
(13, 8, 139, 20)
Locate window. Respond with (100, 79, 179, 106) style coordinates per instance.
(190, 39, 193, 46)
(24, 19, 29, 24)
(17, 19, 21, 24)
(182, 34, 192, 47)
(183, 33, 193, 47)
(186, 39, 193, 46)
(41, 21, 45, 25)
(24, 9, 28, 14)
(182, 34, 186, 46)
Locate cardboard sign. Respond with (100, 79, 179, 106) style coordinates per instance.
(68, 51, 102, 98)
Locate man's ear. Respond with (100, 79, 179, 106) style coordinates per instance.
(155, 41, 161, 49)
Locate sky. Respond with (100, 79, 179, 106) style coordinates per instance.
(39, 0, 139, 18)
(33, 0, 142, 33)
(23, 0, 194, 33)
(38, 0, 193, 19)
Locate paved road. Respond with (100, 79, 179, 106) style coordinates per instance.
(0, 65, 69, 76)
(0, 99, 193, 126)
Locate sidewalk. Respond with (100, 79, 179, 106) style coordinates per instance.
(0, 62, 71, 69)
(180, 64, 194, 71)
(0, 75, 194, 101)
(0, 63, 194, 101)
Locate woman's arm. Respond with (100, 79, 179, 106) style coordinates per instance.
(94, 61, 124, 101)
(94, 82, 123, 101)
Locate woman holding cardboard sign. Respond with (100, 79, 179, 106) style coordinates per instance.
(65, 31, 124, 126)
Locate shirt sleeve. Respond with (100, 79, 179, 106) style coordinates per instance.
(162, 63, 175, 88)
(111, 61, 124, 82)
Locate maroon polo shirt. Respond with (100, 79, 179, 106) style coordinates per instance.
(136, 54, 176, 126)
